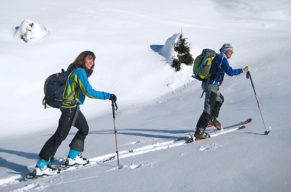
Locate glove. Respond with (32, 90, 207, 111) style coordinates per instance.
(243, 66, 251, 73)
(109, 94, 117, 103)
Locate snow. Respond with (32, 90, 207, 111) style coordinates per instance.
(15, 19, 48, 43)
(152, 33, 180, 64)
(0, 0, 291, 191)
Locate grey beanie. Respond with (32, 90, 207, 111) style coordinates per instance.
(220, 43, 233, 53)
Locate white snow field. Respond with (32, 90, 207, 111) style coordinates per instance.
(0, 0, 291, 191)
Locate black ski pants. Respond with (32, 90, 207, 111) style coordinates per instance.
(39, 107, 89, 161)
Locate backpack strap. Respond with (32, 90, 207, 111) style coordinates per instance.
(213, 54, 224, 83)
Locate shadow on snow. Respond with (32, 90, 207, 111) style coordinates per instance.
(0, 148, 38, 176)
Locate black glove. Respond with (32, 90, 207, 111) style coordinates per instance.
(109, 94, 117, 103)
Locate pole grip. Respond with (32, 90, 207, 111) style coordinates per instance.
(111, 101, 115, 119)
(111, 101, 118, 117)
(246, 71, 250, 79)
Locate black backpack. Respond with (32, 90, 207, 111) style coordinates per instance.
(42, 69, 77, 109)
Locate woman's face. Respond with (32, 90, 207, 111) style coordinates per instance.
(84, 55, 94, 70)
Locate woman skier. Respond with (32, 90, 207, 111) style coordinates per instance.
(34, 51, 117, 176)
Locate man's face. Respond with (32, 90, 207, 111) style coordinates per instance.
(225, 49, 233, 59)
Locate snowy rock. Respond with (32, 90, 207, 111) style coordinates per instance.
(15, 19, 48, 43)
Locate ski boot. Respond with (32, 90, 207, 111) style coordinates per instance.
(33, 165, 58, 177)
(194, 128, 210, 141)
(28, 158, 58, 178)
(65, 154, 89, 166)
(208, 117, 221, 130)
(64, 149, 89, 167)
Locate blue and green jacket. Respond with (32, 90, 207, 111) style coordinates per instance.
(208, 52, 243, 86)
(62, 68, 110, 108)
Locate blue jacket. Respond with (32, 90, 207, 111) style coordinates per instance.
(208, 53, 243, 86)
(63, 68, 111, 108)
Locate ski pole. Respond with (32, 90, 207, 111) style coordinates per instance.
(111, 100, 121, 169)
(246, 72, 270, 135)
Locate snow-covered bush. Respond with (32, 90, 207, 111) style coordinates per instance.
(15, 19, 48, 43)
(151, 33, 193, 71)
(172, 33, 194, 71)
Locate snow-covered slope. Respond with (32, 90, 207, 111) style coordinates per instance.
(0, 0, 291, 191)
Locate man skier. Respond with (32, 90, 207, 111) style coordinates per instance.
(194, 43, 251, 140)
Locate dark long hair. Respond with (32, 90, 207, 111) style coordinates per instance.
(67, 51, 96, 77)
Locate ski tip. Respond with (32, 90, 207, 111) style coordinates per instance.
(245, 118, 252, 124)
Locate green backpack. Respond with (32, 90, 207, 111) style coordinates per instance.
(193, 49, 217, 81)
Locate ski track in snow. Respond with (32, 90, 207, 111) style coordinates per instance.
(119, 140, 146, 147)
(0, 175, 21, 186)
(12, 183, 47, 192)
(199, 143, 222, 151)
(105, 161, 151, 172)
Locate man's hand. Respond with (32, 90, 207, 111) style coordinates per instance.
(243, 66, 251, 73)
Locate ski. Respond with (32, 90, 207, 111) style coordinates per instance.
(220, 118, 252, 130)
(209, 125, 246, 138)
(186, 118, 252, 143)
(58, 160, 90, 171)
